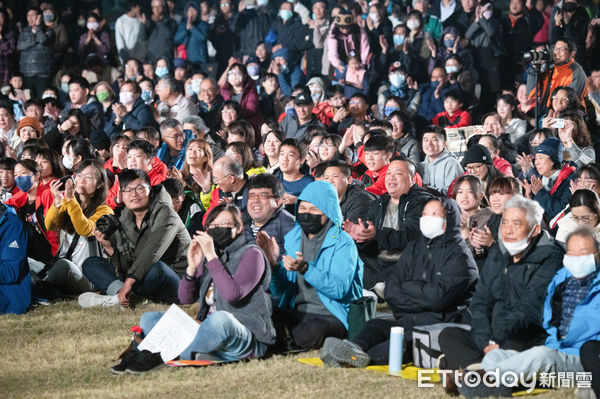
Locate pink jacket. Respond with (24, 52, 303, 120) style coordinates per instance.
(326, 26, 370, 69)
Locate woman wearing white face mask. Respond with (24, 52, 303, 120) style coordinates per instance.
(320, 197, 478, 367)
(104, 81, 155, 139)
(78, 12, 110, 59)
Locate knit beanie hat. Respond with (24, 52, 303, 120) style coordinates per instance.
(535, 137, 563, 164)
(461, 144, 493, 167)
(17, 117, 42, 136)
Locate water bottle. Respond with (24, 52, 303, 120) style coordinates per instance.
(388, 326, 404, 376)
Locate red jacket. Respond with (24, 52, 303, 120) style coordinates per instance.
(5, 185, 59, 256)
(360, 163, 389, 196)
(493, 156, 514, 177)
(432, 109, 472, 128)
(106, 157, 168, 209)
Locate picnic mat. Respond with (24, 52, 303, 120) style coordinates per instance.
(166, 359, 230, 367)
(297, 358, 551, 396)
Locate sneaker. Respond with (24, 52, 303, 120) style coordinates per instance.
(373, 282, 386, 299)
(111, 349, 139, 375)
(124, 350, 164, 374)
(362, 289, 378, 301)
(320, 337, 370, 368)
(576, 387, 597, 399)
(78, 292, 120, 308)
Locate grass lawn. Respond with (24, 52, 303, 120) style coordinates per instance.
(0, 301, 579, 399)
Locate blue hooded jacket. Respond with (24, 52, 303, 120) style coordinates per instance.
(0, 204, 30, 314)
(156, 127, 194, 170)
(271, 181, 363, 329)
(543, 267, 600, 355)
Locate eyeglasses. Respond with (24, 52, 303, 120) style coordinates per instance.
(121, 184, 150, 195)
(248, 192, 275, 200)
(75, 173, 96, 182)
(553, 47, 570, 53)
(572, 215, 597, 224)
(164, 133, 185, 141)
(207, 221, 236, 229)
(213, 174, 232, 184)
(574, 177, 598, 185)
(466, 164, 485, 172)
(552, 96, 569, 102)
(220, 2, 230, 7)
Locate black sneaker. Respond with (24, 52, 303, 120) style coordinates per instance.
(124, 350, 164, 374)
(320, 337, 370, 368)
(110, 349, 139, 375)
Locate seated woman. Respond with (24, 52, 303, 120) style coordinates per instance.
(525, 138, 576, 220)
(557, 112, 595, 167)
(219, 63, 262, 136)
(45, 109, 92, 153)
(111, 204, 275, 373)
(35, 147, 64, 197)
(14, 117, 43, 157)
(5, 159, 58, 271)
(179, 138, 214, 211)
(496, 94, 527, 143)
(225, 120, 261, 163)
(318, 134, 347, 165)
(555, 189, 600, 243)
(62, 136, 97, 175)
(43, 160, 113, 297)
(460, 144, 502, 194)
(261, 129, 283, 174)
(225, 142, 265, 177)
(453, 175, 488, 243)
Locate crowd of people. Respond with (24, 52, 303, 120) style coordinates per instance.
(0, 0, 599, 395)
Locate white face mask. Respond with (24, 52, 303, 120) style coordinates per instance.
(500, 226, 536, 256)
(563, 254, 597, 278)
(369, 12, 379, 23)
(420, 216, 446, 239)
(119, 92, 134, 105)
(407, 19, 420, 31)
(62, 155, 74, 170)
(87, 21, 99, 31)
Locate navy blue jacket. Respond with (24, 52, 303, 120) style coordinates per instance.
(0, 204, 30, 314)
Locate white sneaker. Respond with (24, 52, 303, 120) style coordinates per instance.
(373, 282, 386, 299)
(362, 289, 378, 300)
(78, 292, 120, 308)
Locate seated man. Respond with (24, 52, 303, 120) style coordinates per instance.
(156, 118, 193, 170)
(59, 76, 104, 129)
(343, 157, 434, 291)
(155, 75, 196, 123)
(244, 173, 294, 251)
(257, 180, 363, 350)
(460, 227, 600, 397)
(277, 138, 314, 213)
(79, 169, 191, 308)
(206, 156, 249, 216)
(438, 196, 564, 383)
(182, 115, 225, 161)
(320, 197, 478, 367)
(280, 88, 324, 140)
(106, 139, 168, 208)
(0, 202, 29, 314)
(420, 125, 463, 195)
(359, 135, 393, 196)
(321, 161, 376, 224)
(0, 157, 18, 202)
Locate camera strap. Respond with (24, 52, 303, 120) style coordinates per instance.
(63, 233, 80, 261)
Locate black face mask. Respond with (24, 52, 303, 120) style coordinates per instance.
(297, 212, 326, 235)
(562, 2, 578, 12)
(207, 227, 236, 250)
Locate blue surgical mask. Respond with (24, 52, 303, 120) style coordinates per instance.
(15, 175, 35, 193)
(280, 9, 293, 21)
(285, 106, 297, 118)
(155, 67, 169, 78)
(445, 65, 459, 74)
(61, 82, 69, 94)
(444, 39, 455, 48)
(384, 106, 399, 117)
(563, 254, 598, 278)
(393, 34, 405, 46)
(141, 90, 153, 102)
(183, 128, 193, 137)
(389, 73, 405, 88)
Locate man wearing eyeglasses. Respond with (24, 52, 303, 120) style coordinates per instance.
(526, 39, 588, 113)
(157, 118, 192, 170)
(244, 173, 294, 254)
(79, 168, 191, 308)
(204, 156, 250, 221)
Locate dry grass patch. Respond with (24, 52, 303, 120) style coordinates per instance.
(0, 301, 578, 398)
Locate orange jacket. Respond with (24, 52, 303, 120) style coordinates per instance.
(527, 60, 588, 109)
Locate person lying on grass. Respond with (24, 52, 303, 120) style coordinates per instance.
(111, 204, 275, 374)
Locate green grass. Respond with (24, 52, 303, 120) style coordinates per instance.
(0, 301, 579, 398)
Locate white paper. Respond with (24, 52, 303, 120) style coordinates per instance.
(137, 304, 200, 361)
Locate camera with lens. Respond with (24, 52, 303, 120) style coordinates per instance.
(96, 214, 120, 238)
(523, 49, 550, 63)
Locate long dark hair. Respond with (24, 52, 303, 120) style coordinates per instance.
(63, 159, 108, 235)
(569, 189, 600, 218)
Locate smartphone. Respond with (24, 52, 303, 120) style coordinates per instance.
(57, 175, 73, 191)
(552, 118, 565, 129)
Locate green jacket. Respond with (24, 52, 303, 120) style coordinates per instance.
(109, 185, 191, 281)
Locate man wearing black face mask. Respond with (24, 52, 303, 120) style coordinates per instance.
(258, 180, 363, 350)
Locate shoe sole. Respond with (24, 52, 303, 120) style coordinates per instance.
(320, 339, 342, 368)
(110, 367, 127, 375)
(322, 337, 370, 368)
(124, 363, 165, 375)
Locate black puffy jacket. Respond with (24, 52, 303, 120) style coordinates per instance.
(385, 197, 479, 328)
(17, 26, 54, 77)
(469, 230, 564, 350)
